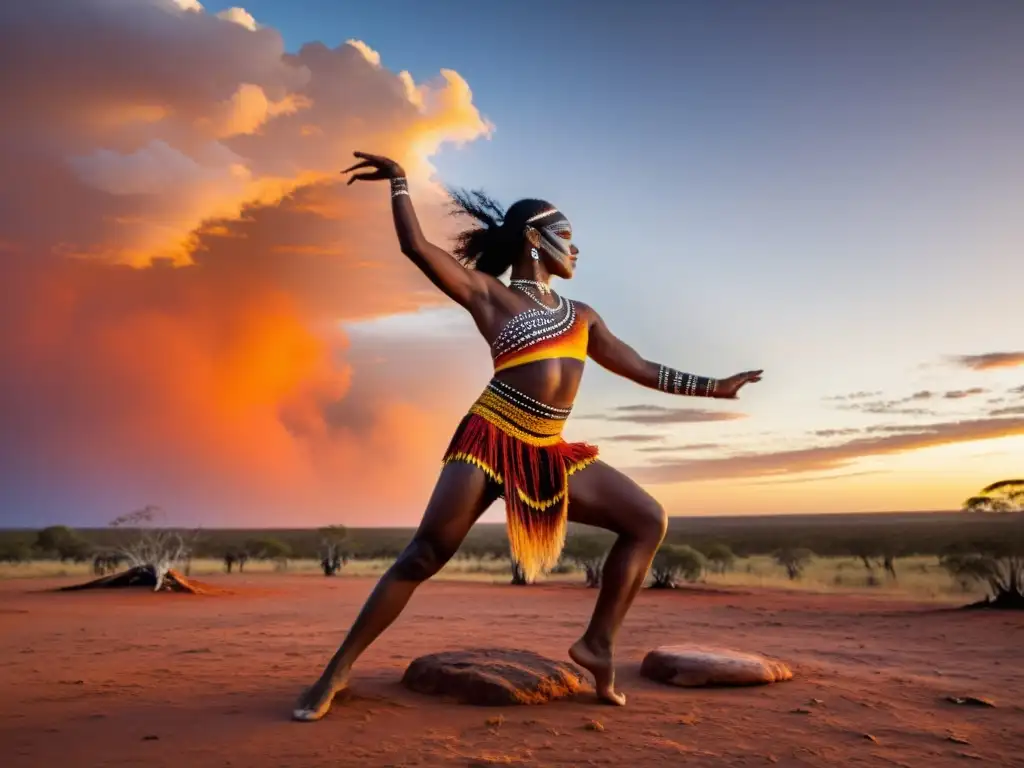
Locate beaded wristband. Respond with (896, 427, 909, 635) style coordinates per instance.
(390, 177, 409, 197)
(657, 365, 716, 397)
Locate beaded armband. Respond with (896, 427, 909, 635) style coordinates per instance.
(657, 365, 716, 397)
(390, 177, 409, 197)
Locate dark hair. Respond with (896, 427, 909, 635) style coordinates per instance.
(448, 188, 556, 277)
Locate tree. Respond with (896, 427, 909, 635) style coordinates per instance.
(649, 544, 706, 589)
(882, 551, 898, 581)
(561, 535, 608, 588)
(35, 525, 90, 562)
(111, 506, 194, 589)
(92, 552, 126, 575)
(963, 479, 1024, 513)
(773, 547, 813, 580)
(223, 546, 248, 574)
(941, 480, 1024, 609)
(510, 561, 531, 585)
(0, 536, 34, 563)
(318, 525, 349, 576)
(848, 539, 899, 583)
(503, 541, 534, 585)
(703, 543, 736, 575)
(246, 537, 292, 565)
(850, 539, 881, 573)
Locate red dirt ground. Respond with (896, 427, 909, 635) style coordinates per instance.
(1, 575, 1022, 767)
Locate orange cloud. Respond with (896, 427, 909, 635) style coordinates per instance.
(0, 2, 489, 265)
(952, 352, 1024, 371)
(627, 417, 1024, 484)
(0, 1, 492, 526)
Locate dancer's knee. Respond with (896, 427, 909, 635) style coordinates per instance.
(634, 496, 668, 546)
(391, 537, 448, 582)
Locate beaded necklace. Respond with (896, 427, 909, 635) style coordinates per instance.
(510, 281, 562, 313)
(510, 278, 552, 295)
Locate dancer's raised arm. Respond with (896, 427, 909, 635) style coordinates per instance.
(343, 151, 490, 309)
(585, 307, 763, 398)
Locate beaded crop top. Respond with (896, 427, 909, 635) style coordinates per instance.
(491, 295, 589, 373)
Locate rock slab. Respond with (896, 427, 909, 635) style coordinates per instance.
(402, 648, 587, 706)
(641, 645, 793, 688)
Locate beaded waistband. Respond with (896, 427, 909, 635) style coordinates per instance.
(468, 379, 571, 447)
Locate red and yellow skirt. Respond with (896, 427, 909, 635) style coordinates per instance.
(442, 379, 599, 583)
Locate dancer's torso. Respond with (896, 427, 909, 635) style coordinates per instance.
(482, 293, 589, 412)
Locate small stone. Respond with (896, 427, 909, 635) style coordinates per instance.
(584, 719, 605, 732)
(791, 708, 811, 715)
(808, 698, 824, 706)
(485, 715, 504, 728)
(945, 695, 996, 708)
(142, 735, 159, 741)
(641, 646, 792, 688)
(402, 648, 586, 706)
(948, 735, 971, 745)
(863, 734, 879, 744)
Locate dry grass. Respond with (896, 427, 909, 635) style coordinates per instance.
(705, 554, 987, 602)
(0, 554, 986, 601)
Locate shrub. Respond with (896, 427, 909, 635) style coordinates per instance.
(772, 547, 814, 580)
(318, 524, 349, 576)
(649, 544, 706, 589)
(35, 525, 90, 562)
(702, 543, 736, 574)
(561, 535, 608, 588)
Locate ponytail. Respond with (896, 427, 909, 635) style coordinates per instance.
(448, 188, 514, 277)
(449, 189, 557, 278)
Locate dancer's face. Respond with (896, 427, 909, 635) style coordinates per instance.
(528, 215, 578, 280)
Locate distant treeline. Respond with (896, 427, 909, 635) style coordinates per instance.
(1, 511, 1022, 563)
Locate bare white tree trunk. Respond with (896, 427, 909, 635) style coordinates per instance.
(109, 506, 195, 590)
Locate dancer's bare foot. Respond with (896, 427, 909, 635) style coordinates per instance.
(292, 670, 349, 722)
(569, 637, 626, 706)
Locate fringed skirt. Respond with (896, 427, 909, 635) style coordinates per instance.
(442, 378, 599, 582)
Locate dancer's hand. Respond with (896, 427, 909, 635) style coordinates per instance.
(713, 370, 763, 399)
(342, 151, 406, 184)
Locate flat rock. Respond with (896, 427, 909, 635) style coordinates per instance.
(641, 645, 793, 688)
(401, 648, 586, 706)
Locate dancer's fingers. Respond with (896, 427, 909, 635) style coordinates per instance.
(346, 171, 380, 185)
(353, 150, 386, 164)
(342, 159, 374, 174)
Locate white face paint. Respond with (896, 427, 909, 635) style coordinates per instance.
(525, 209, 574, 267)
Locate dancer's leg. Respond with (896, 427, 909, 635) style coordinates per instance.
(565, 461, 667, 706)
(293, 462, 498, 721)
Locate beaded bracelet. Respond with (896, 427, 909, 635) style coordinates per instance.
(657, 365, 716, 397)
(390, 177, 409, 197)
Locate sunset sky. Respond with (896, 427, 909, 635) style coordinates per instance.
(1, 0, 1022, 528)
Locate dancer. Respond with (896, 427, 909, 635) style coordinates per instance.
(293, 151, 762, 721)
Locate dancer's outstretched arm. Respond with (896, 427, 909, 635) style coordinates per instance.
(585, 307, 763, 398)
(342, 151, 492, 310)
